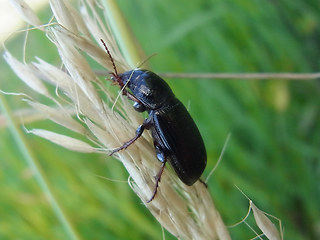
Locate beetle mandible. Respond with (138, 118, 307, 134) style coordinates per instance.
(101, 40, 207, 202)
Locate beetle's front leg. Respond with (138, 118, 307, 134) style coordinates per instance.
(110, 117, 153, 156)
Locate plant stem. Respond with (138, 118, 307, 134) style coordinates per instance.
(102, 0, 143, 68)
(159, 72, 320, 80)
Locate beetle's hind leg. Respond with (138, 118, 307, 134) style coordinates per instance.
(146, 147, 168, 203)
(147, 157, 167, 203)
(110, 117, 152, 156)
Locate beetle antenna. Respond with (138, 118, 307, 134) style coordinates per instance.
(136, 53, 157, 69)
(100, 39, 118, 76)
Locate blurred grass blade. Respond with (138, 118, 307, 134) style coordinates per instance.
(102, 0, 144, 68)
(0, 93, 81, 240)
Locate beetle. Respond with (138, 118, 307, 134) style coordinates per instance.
(101, 40, 207, 202)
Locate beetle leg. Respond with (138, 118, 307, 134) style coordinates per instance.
(199, 179, 208, 188)
(110, 72, 142, 104)
(109, 118, 152, 156)
(126, 92, 140, 103)
(147, 158, 167, 203)
(155, 147, 166, 163)
(116, 86, 145, 109)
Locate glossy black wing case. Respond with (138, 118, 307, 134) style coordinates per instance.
(152, 99, 207, 185)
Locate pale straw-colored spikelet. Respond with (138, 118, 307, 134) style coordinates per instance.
(28, 128, 96, 153)
(4, 52, 50, 97)
(5, 0, 233, 239)
(229, 187, 283, 240)
(25, 100, 86, 135)
(251, 201, 282, 240)
(9, 0, 42, 27)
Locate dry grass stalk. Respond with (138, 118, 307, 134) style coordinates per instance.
(5, 0, 231, 239)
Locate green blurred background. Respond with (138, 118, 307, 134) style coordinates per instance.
(1, 0, 319, 239)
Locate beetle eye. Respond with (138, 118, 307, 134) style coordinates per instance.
(133, 101, 145, 112)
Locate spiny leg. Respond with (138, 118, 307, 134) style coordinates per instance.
(110, 118, 152, 156)
(147, 159, 167, 203)
(110, 124, 144, 155)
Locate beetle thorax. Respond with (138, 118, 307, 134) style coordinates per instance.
(120, 69, 175, 110)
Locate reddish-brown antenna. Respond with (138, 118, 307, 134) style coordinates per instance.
(100, 39, 139, 103)
(100, 39, 118, 77)
(100, 39, 130, 93)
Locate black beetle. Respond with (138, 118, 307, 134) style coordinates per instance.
(101, 40, 207, 202)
